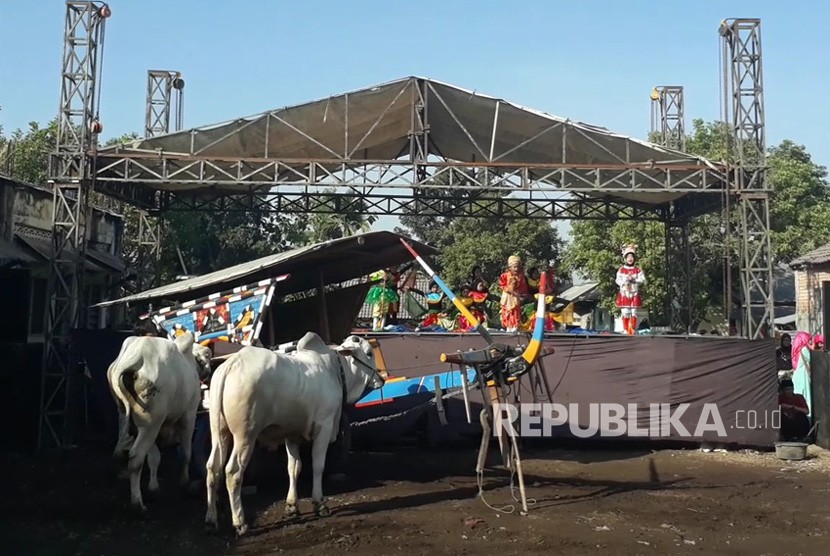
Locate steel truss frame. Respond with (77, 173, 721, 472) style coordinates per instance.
(140, 69, 182, 290)
(135, 209, 162, 290)
(650, 86, 686, 151)
(154, 188, 668, 221)
(145, 70, 184, 137)
(720, 18, 773, 339)
(39, 1, 109, 450)
(92, 156, 727, 200)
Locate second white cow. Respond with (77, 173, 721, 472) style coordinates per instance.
(107, 331, 212, 513)
(204, 332, 384, 536)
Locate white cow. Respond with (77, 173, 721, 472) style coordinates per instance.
(204, 332, 384, 536)
(107, 331, 212, 513)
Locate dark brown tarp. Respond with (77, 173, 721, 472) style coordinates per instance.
(356, 333, 780, 447)
(812, 351, 830, 449)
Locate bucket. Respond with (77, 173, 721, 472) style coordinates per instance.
(775, 441, 808, 461)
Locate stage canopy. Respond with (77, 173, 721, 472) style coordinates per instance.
(95, 230, 436, 308)
(97, 76, 726, 214)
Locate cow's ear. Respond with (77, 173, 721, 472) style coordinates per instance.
(174, 331, 195, 354)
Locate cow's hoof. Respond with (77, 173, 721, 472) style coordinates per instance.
(131, 503, 149, 519)
(314, 502, 331, 517)
(284, 504, 298, 517)
(204, 520, 219, 534)
(234, 523, 249, 537)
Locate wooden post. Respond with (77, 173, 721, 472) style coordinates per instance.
(317, 271, 331, 342)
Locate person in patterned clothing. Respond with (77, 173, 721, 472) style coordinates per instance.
(615, 243, 645, 335)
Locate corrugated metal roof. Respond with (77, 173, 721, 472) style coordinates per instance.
(94, 230, 436, 308)
(789, 242, 830, 269)
(558, 281, 600, 302)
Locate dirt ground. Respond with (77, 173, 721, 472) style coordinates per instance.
(3, 440, 830, 556)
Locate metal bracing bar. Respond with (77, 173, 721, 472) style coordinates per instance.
(145, 70, 184, 137)
(720, 18, 773, 339)
(492, 122, 561, 162)
(426, 82, 489, 161)
(347, 81, 409, 158)
(570, 125, 630, 164)
(40, 0, 110, 450)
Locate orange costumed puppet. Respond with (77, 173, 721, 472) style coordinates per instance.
(615, 243, 646, 335)
(499, 255, 529, 332)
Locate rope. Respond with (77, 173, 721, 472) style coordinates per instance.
(349, 387, 468, 427)
(473, 405, 539, 516)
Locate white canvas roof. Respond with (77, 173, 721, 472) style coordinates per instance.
(99, 76, 724, 207)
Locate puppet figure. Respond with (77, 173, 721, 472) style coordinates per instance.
(407, 281, 446, 329)
(615, 243, 646, 335)
(454, 284, 477, 331)
(498, 254, 529, 332)
(469, 280, 494, 328)
(366, 269, 400, 331)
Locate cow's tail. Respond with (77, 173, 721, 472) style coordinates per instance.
(109, 344, 152, 426)
(208, 353, 236, 475)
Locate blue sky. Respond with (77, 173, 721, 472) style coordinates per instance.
(1, 0, 828, 235)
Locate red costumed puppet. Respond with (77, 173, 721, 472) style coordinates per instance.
(615, 243, 645, 335)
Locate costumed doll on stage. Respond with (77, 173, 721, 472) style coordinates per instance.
(522, 266, 557, 332)
(406, 281, 446, 329)
(615, 243, 646, 335)
(499, 254, 529, 332)
(469, 280, 494, 328)
(366, 269, 400, 331)
(454, 284, 478, 331)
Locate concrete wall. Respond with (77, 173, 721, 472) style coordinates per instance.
(794, 267, 830, 334)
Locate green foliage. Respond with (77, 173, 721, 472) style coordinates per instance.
(396, 169, 564, 290)
(157, 206, 309, 281)
(562, 220, 667, 317)
(0, 119, 58, 184)
(563, 118, 830, 327)
(767, 140, 830, 263)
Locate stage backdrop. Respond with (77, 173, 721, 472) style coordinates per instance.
(359, 333, 780, 448)
(812, 350, 830, 450)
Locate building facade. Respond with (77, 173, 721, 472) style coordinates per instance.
(0, 174, 127, 342)
(789, 243, 830, 336)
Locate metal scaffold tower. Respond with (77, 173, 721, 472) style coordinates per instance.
(719, 18, 774, 339)
(650, 86, 691, 332)
(145, 70, 185, 137)
(39, 1, 110, 449)
(134, 70, 184, 290)
(650, 86, 686, 151)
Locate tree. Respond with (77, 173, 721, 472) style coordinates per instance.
(562, 118, 830, 327)
(396, 168, 564, 289)
(0, 119, 58, 184)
